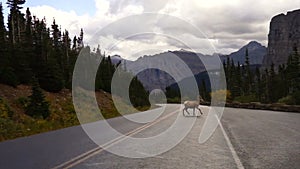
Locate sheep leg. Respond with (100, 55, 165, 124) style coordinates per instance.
(193, 108, 195, 116)
(183, 108, 188, 116)
(197, 107, 203, 115)
(186, 108, 190, 116)
(186, 108, 191, 116)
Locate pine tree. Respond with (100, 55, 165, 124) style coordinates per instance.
(38, 61, 64, 92)
(51, 20, 63, 70)
(77, 28, 84, 49)
(244, 48, 253, 94)
(235, 62, 242, 97)
(26, 76, 50, 119)
(285, 46, 300, 104)
(0, 3, 8, 67)
(7, 0, 32, 84)
(255, 67, 262, 101)
(7, 0, 26, 45)
(0, 3, 19, 87)
(286, 46, 300, 94)
(23, 7, 34, 74)
(263, 68, 270, 103)
(277, 64, 288, 99)
(62, 30, 71, 88)
(268, 63, 276, 102)
(72, 36, 77, 50)
(199, 79, 209, 101)
(229, 59, 239, 98)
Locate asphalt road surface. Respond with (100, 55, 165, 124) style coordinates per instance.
(0, 104, 299, 169)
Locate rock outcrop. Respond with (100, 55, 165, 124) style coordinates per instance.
(263, 9, 300, 68)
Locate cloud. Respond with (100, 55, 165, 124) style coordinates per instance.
(25, 0, 300, 60)
(24, 5, 90, 39)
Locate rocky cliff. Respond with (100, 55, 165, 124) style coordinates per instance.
(263, 9, 300, 68)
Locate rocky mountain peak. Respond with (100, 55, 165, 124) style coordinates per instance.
(225, 41, 267, 65)
(263, 9, 300, 68)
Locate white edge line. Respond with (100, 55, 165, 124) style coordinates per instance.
(215, 114, 245, 169)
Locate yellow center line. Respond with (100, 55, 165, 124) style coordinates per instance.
(51, 108, 179, 169)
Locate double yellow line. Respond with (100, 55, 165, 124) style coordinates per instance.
(52, 110, 179, 169)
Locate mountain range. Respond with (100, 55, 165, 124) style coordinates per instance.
(111, 41, 266, 91)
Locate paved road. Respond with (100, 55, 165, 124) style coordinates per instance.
(221, 108, 300, 169)
(0, 105, 299, 169)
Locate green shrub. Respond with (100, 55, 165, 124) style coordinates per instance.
(16, 97, 29, 109)
(167, 97, 181, 103)
(234, 94, 258, 103)
(278, 95, 295, 105)
(0, 118, 24, 141)
(0, 98, 14, 119)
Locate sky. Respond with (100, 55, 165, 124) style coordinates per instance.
(1, 0, 300, 60)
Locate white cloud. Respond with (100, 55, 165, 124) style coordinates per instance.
(25, 5, 90, 39)
(95, 0, 110, 15)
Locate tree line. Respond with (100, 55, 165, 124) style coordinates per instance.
(224, 47, 300, 105)
(0, 0, 81, 90)
(0, 1, 149, 119)
(166, 47, 300, 105)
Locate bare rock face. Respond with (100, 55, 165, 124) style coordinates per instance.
(263, 9, 300, 68)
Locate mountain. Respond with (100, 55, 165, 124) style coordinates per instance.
(225, 41, 267, 65)
(263, 9, 300, 68)
(123, 50, 219, 91)
(118, 41, 265, 91)
(167, 71, 211, 94)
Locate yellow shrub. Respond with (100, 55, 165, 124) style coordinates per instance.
(210, 90, 231, 103)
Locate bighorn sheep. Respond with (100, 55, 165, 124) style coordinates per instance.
(183, 96, 204, 116)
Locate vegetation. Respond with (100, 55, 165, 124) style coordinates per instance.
(223, 46, 300, 105)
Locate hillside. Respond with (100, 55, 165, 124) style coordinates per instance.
(0, 84, 135, 141)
